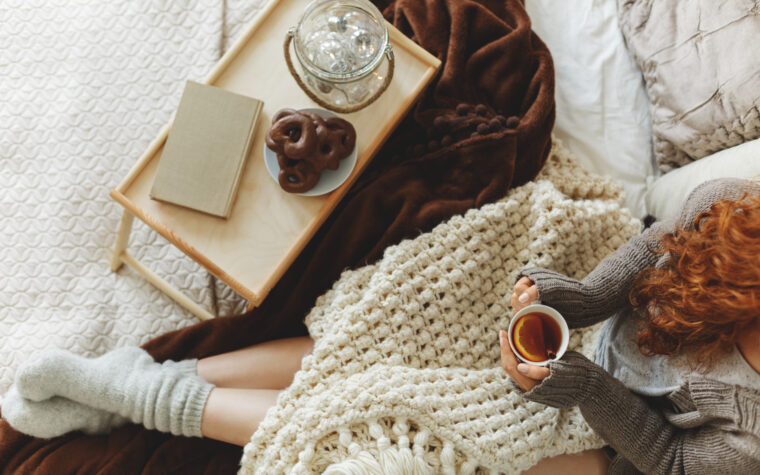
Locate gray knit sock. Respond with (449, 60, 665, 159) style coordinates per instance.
(2, 355, 201, 439)
(163, 358, 201, 377)
(14, 347, 213, 437)
(2, 386, 129, 438)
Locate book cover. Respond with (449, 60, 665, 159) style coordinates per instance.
(150, 80, 263, 218)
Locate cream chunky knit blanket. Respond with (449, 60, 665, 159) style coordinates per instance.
(241, 141, 641, 474)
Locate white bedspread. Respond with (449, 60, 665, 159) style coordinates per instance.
(0, 0, 268, 397)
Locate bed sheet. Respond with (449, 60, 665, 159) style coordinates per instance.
(0, 0, 266, 401)
(526, 0, 656, 219)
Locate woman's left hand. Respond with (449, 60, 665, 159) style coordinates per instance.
(499, 330, 550, 391)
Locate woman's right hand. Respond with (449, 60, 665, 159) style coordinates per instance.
(511, 276, 538, 312)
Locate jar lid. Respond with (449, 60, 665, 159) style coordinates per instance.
(294, 0, 388, 83)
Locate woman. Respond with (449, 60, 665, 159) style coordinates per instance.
(503, 178, 760, 474)
(3, 178, 759, 473)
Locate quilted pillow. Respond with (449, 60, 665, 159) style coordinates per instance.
(617, 0, 760, 172)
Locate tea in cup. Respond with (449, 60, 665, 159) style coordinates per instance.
(507, 304, 569, 366)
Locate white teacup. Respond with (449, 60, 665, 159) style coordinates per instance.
(507, 303, 569, 366)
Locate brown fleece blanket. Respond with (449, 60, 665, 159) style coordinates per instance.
(0, 1, 554, 473)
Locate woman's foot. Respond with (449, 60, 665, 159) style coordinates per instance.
(14, 347, 213, 437)
(2, 386, 128, 438)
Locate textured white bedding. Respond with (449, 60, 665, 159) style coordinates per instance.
(527, 0, 655, 218)
(0, 0, 267, 397)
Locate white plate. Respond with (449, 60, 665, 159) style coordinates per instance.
(264, 108, 358, 197)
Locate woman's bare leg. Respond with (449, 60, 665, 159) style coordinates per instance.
(200, 388, 280, 446)
(521, 449, 610, 475)
(196, 337, 313, 446)
(197, 336, 313, 389)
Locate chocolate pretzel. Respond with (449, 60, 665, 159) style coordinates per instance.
(310, 117, 356, 170)
(267, 108, 357, 193)
(266, 113, 318, 160)
(272, 108, 299, 123)
(326, 117, 356, 158)
(278, 159, 321, 193)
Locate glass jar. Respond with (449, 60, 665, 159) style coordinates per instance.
(284, 0, 394, 113)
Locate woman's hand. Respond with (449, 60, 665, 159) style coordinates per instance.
(511, 276, 538, 312)
(499, 329, 550, 391)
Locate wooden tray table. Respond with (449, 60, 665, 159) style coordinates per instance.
(109, 0, 441, 320)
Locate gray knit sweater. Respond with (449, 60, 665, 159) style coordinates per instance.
(519, 178, 760, 475)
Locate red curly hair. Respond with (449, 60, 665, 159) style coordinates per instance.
(630, 192, 760, 366)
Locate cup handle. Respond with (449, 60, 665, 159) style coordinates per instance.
(283, 28, 395, 114)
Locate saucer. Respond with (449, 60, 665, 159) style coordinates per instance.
(264, 108, 358, 197)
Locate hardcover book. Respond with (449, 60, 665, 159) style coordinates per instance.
(150, 80, 263, 218)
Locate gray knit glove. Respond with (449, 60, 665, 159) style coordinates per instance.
(517, 267, 585, 311)
(522, 351, 606, 408)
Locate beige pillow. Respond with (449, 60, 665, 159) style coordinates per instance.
(645, 139, 760, 220)
(617, 0, 760, 173)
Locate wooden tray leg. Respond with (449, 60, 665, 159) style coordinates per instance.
(110, 210, 134, 272)
(111, 209, 216, 321)
(120, 252, 216, 321)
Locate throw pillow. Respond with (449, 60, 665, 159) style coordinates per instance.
(617, 0, 760, 172)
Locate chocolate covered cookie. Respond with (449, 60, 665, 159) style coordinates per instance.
(266, 109, 357, 193)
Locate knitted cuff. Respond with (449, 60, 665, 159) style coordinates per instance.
(516, 268, 586, 322)
(523, 351, 601, 408)
(686, 377, 760, 433)
(163, 358, 199, 377)
(664, 381, 697, 412)
(735, 387, 760, 434)
(177, 378, 215, 438)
